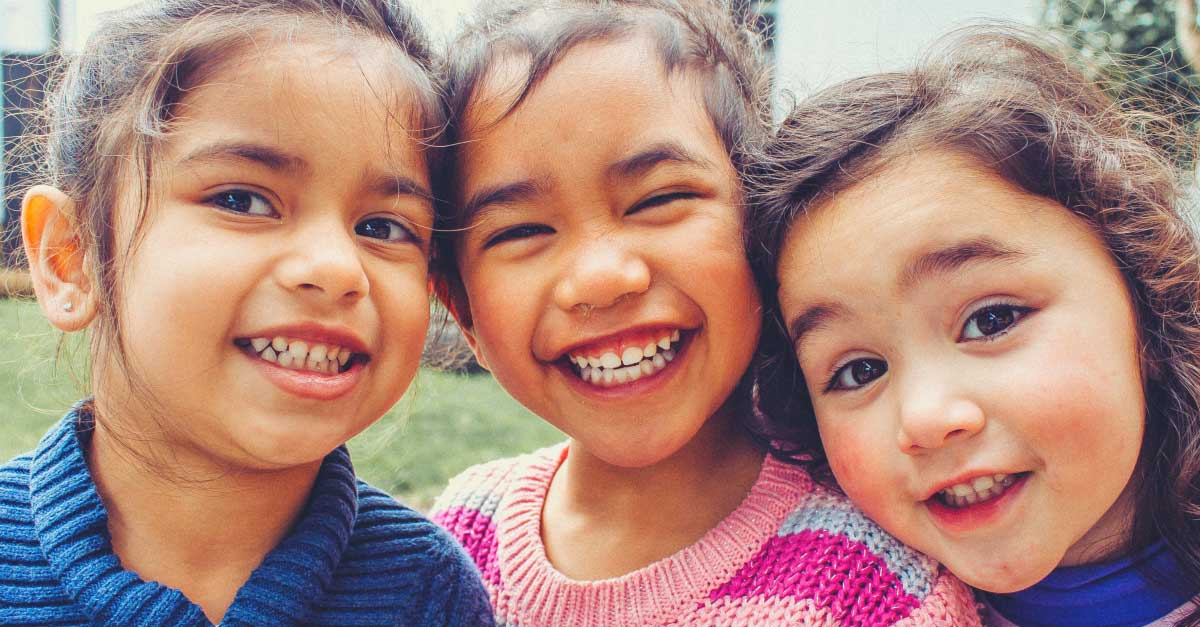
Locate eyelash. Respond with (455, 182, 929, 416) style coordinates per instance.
(356, 216, 420, 245)
(820, 302, 1034, 393)
(629, 191, 699, 214)
(481, 192, 700, 249)
(206, 189, 276, 217)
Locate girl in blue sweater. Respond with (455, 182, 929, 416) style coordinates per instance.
(0, 1, 492, 625)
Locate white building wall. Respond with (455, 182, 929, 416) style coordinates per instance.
(773, 0, 1043, 97)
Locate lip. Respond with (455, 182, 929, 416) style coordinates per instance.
(239, 322, 370, 356)
(553, 323, 689, 361)
(555, 329, 693, 400)
(237, 322, 371, 401)
(924, 472, 1030, 534)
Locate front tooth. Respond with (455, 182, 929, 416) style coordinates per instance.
(278, 352, 295, 368)
(587, 356, 601, 369)
(307, 355, 324, 371)
(972, 476, 995, 492)
(951, 483, 973, 497)
(272, 336, 288, 352)
(662, 349, 675, 362)
(251, 338, 270, 352)
(601, 369, 614, 385)
(670, 329, 680, 342)
(614, 368, 629, 384)
(621, 347, 643, 366)
(600, 352, 622, 369)
(640, 360, 655, 375)
(657, 336, 671, 350)
(623, 365, 642, 381)
(643, 343, 656, 357)
(652, 354, 666, 369)
(289, 341, 309, 362)
(309, 344, 327, 362)
(261, 347, 277, 363)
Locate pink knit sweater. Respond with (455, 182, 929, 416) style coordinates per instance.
(431, 444, 982, 626)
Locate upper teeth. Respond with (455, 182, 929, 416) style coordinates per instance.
(568, 329, 681, 388)
(244, 336, 352, 374)
(939, 473, 1016, 507)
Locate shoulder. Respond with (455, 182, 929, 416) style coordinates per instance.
(323, 481, 494, 627)
(430, 444, 562, 531)
(767, 477, 982, 625)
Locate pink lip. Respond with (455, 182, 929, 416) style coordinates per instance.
(237, 322, 370, 401)
(556, 331, 692, 400)
(554, 324, 688, 360)
(240, 322, 369, 356)
(924, 473, 1029, 534)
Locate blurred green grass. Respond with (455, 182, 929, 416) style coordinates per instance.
(0, 298, 562, 510)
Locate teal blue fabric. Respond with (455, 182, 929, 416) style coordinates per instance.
(0, 403, 493, 626)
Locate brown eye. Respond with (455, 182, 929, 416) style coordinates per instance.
(960, 304, 1031, 341)
(828, 358, 888, 391)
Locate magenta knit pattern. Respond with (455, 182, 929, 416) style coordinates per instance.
(431, 444, 982, 627)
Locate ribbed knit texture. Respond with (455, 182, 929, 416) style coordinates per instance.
(0, 404, 495, 627)
(431, 443, 982, 627)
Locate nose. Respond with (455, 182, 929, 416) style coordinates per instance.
(553, 235, 651, 313)
(896, 369, 985, 454)
(276, 223, 369, 304)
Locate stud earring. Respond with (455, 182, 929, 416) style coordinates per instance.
(62, 302, 73, 312)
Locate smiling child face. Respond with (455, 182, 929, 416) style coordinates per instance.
(454, 34, 761, 468)
(776, 150, 1146, 591)
(100, 37, 433, 470)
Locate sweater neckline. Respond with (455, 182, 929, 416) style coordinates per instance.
(496, 442, 810, 627)
(28, 403, 359, 626)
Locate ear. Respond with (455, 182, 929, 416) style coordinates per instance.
(22, 185, 97, 332)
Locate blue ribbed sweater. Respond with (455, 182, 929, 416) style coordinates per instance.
(0, 404, 494, 626)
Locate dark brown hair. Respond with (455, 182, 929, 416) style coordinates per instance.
(746, 26, 1200, 616)
(18, 0, 442, 387)
(429, 0, 771, 326)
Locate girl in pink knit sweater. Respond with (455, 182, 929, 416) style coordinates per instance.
(428, 1, 981, 625)
(747, 28, 1200, 627)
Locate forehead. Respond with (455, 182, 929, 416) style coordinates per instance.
(162, 37, 429, 176)
(777, 151, 1085, 300)
(458, 34, 731, 193)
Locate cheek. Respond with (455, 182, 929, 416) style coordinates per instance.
(379, 266, 432, 356)
(818, 418, 884, 497)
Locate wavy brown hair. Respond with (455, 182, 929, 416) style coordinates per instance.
(746, 26, 1200, 616)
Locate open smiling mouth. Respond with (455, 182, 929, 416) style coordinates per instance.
(933, 472, 1029, 509)
(563, 329, 684, 388)
(234, 336, 368, 375)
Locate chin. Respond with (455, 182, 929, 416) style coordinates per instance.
(949, 556, 1057, 594)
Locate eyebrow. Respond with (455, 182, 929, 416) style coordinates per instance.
(899, 237, 1024, 290)
(785, 237, 1024, 349)
(178, 142, 308, 173)
(461, 178, 547, 226)
(363, 172, 433, 203)
(605, 142, 714, 181)
(788, 302, 848, 350)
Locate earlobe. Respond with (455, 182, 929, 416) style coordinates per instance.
(432, 277, 488, 370)
(22, 185, 97, 332)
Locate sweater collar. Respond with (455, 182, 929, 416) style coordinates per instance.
(985, 540, 1196, 627)
(29, 402, 359, 626)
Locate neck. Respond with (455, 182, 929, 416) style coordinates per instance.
(86, 410, 320, 623)
(543, 401, 765, 579)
